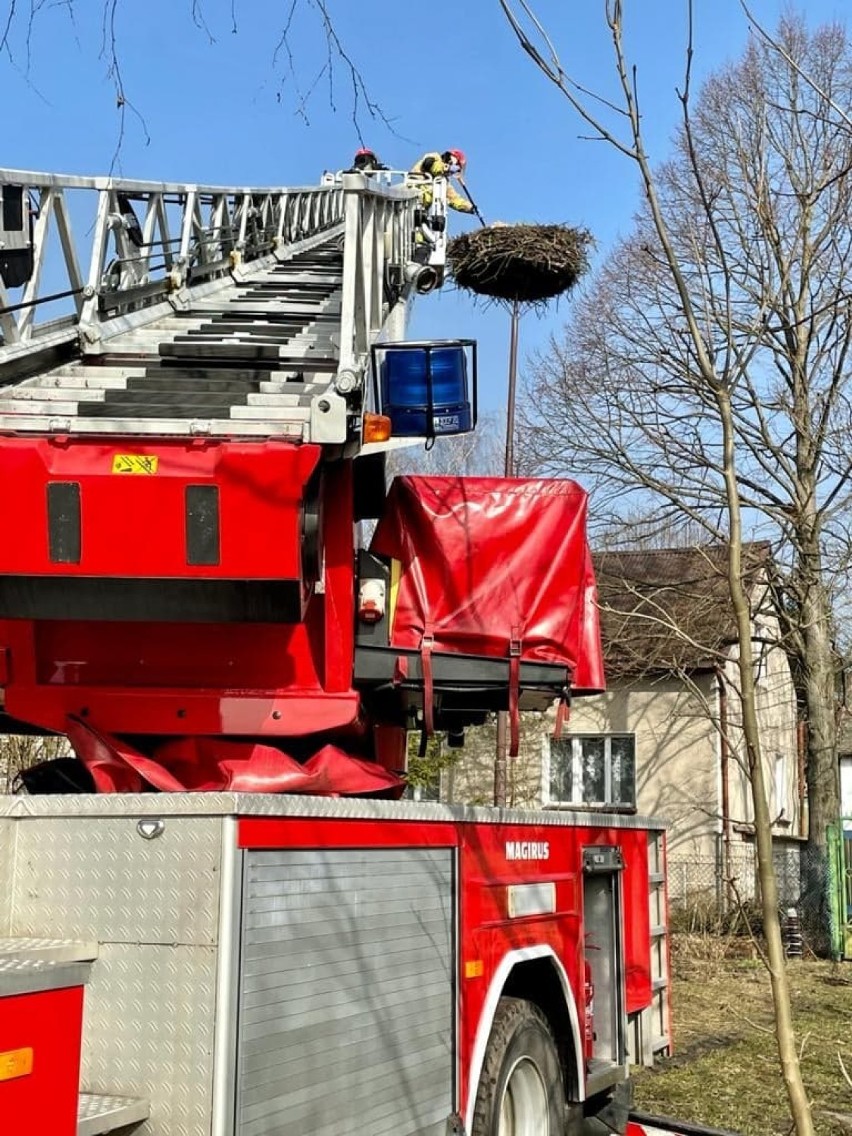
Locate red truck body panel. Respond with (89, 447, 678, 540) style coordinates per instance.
(0, 440, 358, 736)
(0, 984, 84, 1136)
(239, 811, 655, 1122)
(0, 436, 321, 578)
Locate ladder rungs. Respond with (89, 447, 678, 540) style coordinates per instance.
(160, 342, 284, 361)
(0, 399, 89, 414)
(0, 413, 305, 437)
(231, 404, 307, 419)
(1, 388, 109, 403)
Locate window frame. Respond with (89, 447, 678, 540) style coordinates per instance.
(543, 732, 636, 810)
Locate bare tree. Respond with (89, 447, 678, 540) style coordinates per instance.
(500, 3, 842, 1132)
(0, 733, 68, 792)
(1, 1, 395, 165)
(385, 410, 504, 479)
(520, 12, 851, 922)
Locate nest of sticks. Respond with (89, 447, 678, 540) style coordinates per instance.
(448, 223, 593, 306)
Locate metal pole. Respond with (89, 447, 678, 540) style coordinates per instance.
(494, 300, 521, 807)
(458, 181, 487, 228)
(504, 300, 520, 478)
(494, 712, 509, 808)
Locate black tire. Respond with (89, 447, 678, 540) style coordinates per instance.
(472, 996, 566, 1136)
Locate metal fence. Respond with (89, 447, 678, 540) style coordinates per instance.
(668, 840, 804, 914)
(667, 837, 834, 952)
(672, 845, 808, 904)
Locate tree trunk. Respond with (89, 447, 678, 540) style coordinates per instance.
(797, 542, 839, 954)
(719, 389, 815, 1136)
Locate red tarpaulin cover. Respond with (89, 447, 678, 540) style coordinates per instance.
(370, 477, 604, 691)
(66, 717, 406, 796)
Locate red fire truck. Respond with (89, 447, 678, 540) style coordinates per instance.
(0, 166, 677, 1136)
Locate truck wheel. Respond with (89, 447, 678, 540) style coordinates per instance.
(472, 996, 565, 1136)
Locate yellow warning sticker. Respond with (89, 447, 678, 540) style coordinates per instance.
(0, 1047, 33, 1082)
(112, 454, 159, 475)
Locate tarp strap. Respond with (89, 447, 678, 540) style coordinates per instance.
(509, 633, 521, 758)
(420, 627, 435, 737)
(553, 686, 571, 740)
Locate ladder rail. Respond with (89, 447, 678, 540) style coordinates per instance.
(338, 171, 421, 377)
(0, 168, 430, 445)
(0, 168, 347, 355)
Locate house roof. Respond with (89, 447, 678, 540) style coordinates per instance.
(593, 542, 771, 679)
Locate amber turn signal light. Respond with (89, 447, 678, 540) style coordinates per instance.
(363, 413, 392, 443)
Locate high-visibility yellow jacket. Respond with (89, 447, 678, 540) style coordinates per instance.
(409, 152, 474, 214)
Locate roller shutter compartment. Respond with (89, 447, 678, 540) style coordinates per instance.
(235, 846, 456, 1136)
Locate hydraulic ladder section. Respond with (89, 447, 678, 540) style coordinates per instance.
(0, 246, 341, 437)
(0, 245, 344, 438)
(0, 169, 425, 445)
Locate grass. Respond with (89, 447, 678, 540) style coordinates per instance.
(632, 936, 852, 1135)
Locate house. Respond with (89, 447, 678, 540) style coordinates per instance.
(445, 544, 805, 902)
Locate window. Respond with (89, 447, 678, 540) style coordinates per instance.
(546, 734, 636, 809)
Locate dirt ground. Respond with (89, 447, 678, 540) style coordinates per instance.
(632, 936, 852, 1136)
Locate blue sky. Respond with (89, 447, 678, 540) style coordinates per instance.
(1, 0, 847, 419)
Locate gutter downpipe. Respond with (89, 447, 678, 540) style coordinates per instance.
(716, 666, 733, 911)
(797, 718, 807, 838)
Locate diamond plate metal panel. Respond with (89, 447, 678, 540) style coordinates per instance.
(8, 816, 222, 944)
(81, 943, 217, 1136)
(236, 847, 455, 1136)
(0, 956, 91, 995)
(0, 937, 98, 961)
(0, 791, 664, 829)
(77, 1092, 150, 1136)
(0, 818, 15, 935)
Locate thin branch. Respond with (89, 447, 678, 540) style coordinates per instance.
(25, 0, 49, 75)
(498, 0, 637, 159)
(741, 2, 852, 132)
(189, 0, 215, 44)
(99, 0, 150, 173)
(0, 0, 17, 57)
(270, 0, 409, 143)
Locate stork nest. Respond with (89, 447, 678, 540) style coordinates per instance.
(447, 223, 593, 306)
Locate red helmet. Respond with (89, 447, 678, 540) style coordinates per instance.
(352, 148, 380, 172)
(446, 149, 466, 170)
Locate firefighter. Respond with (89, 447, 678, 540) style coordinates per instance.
(408, 150, 474, 214)
(347, 148, 388, 174)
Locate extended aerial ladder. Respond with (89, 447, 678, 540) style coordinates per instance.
(0, 169, 427, 440)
